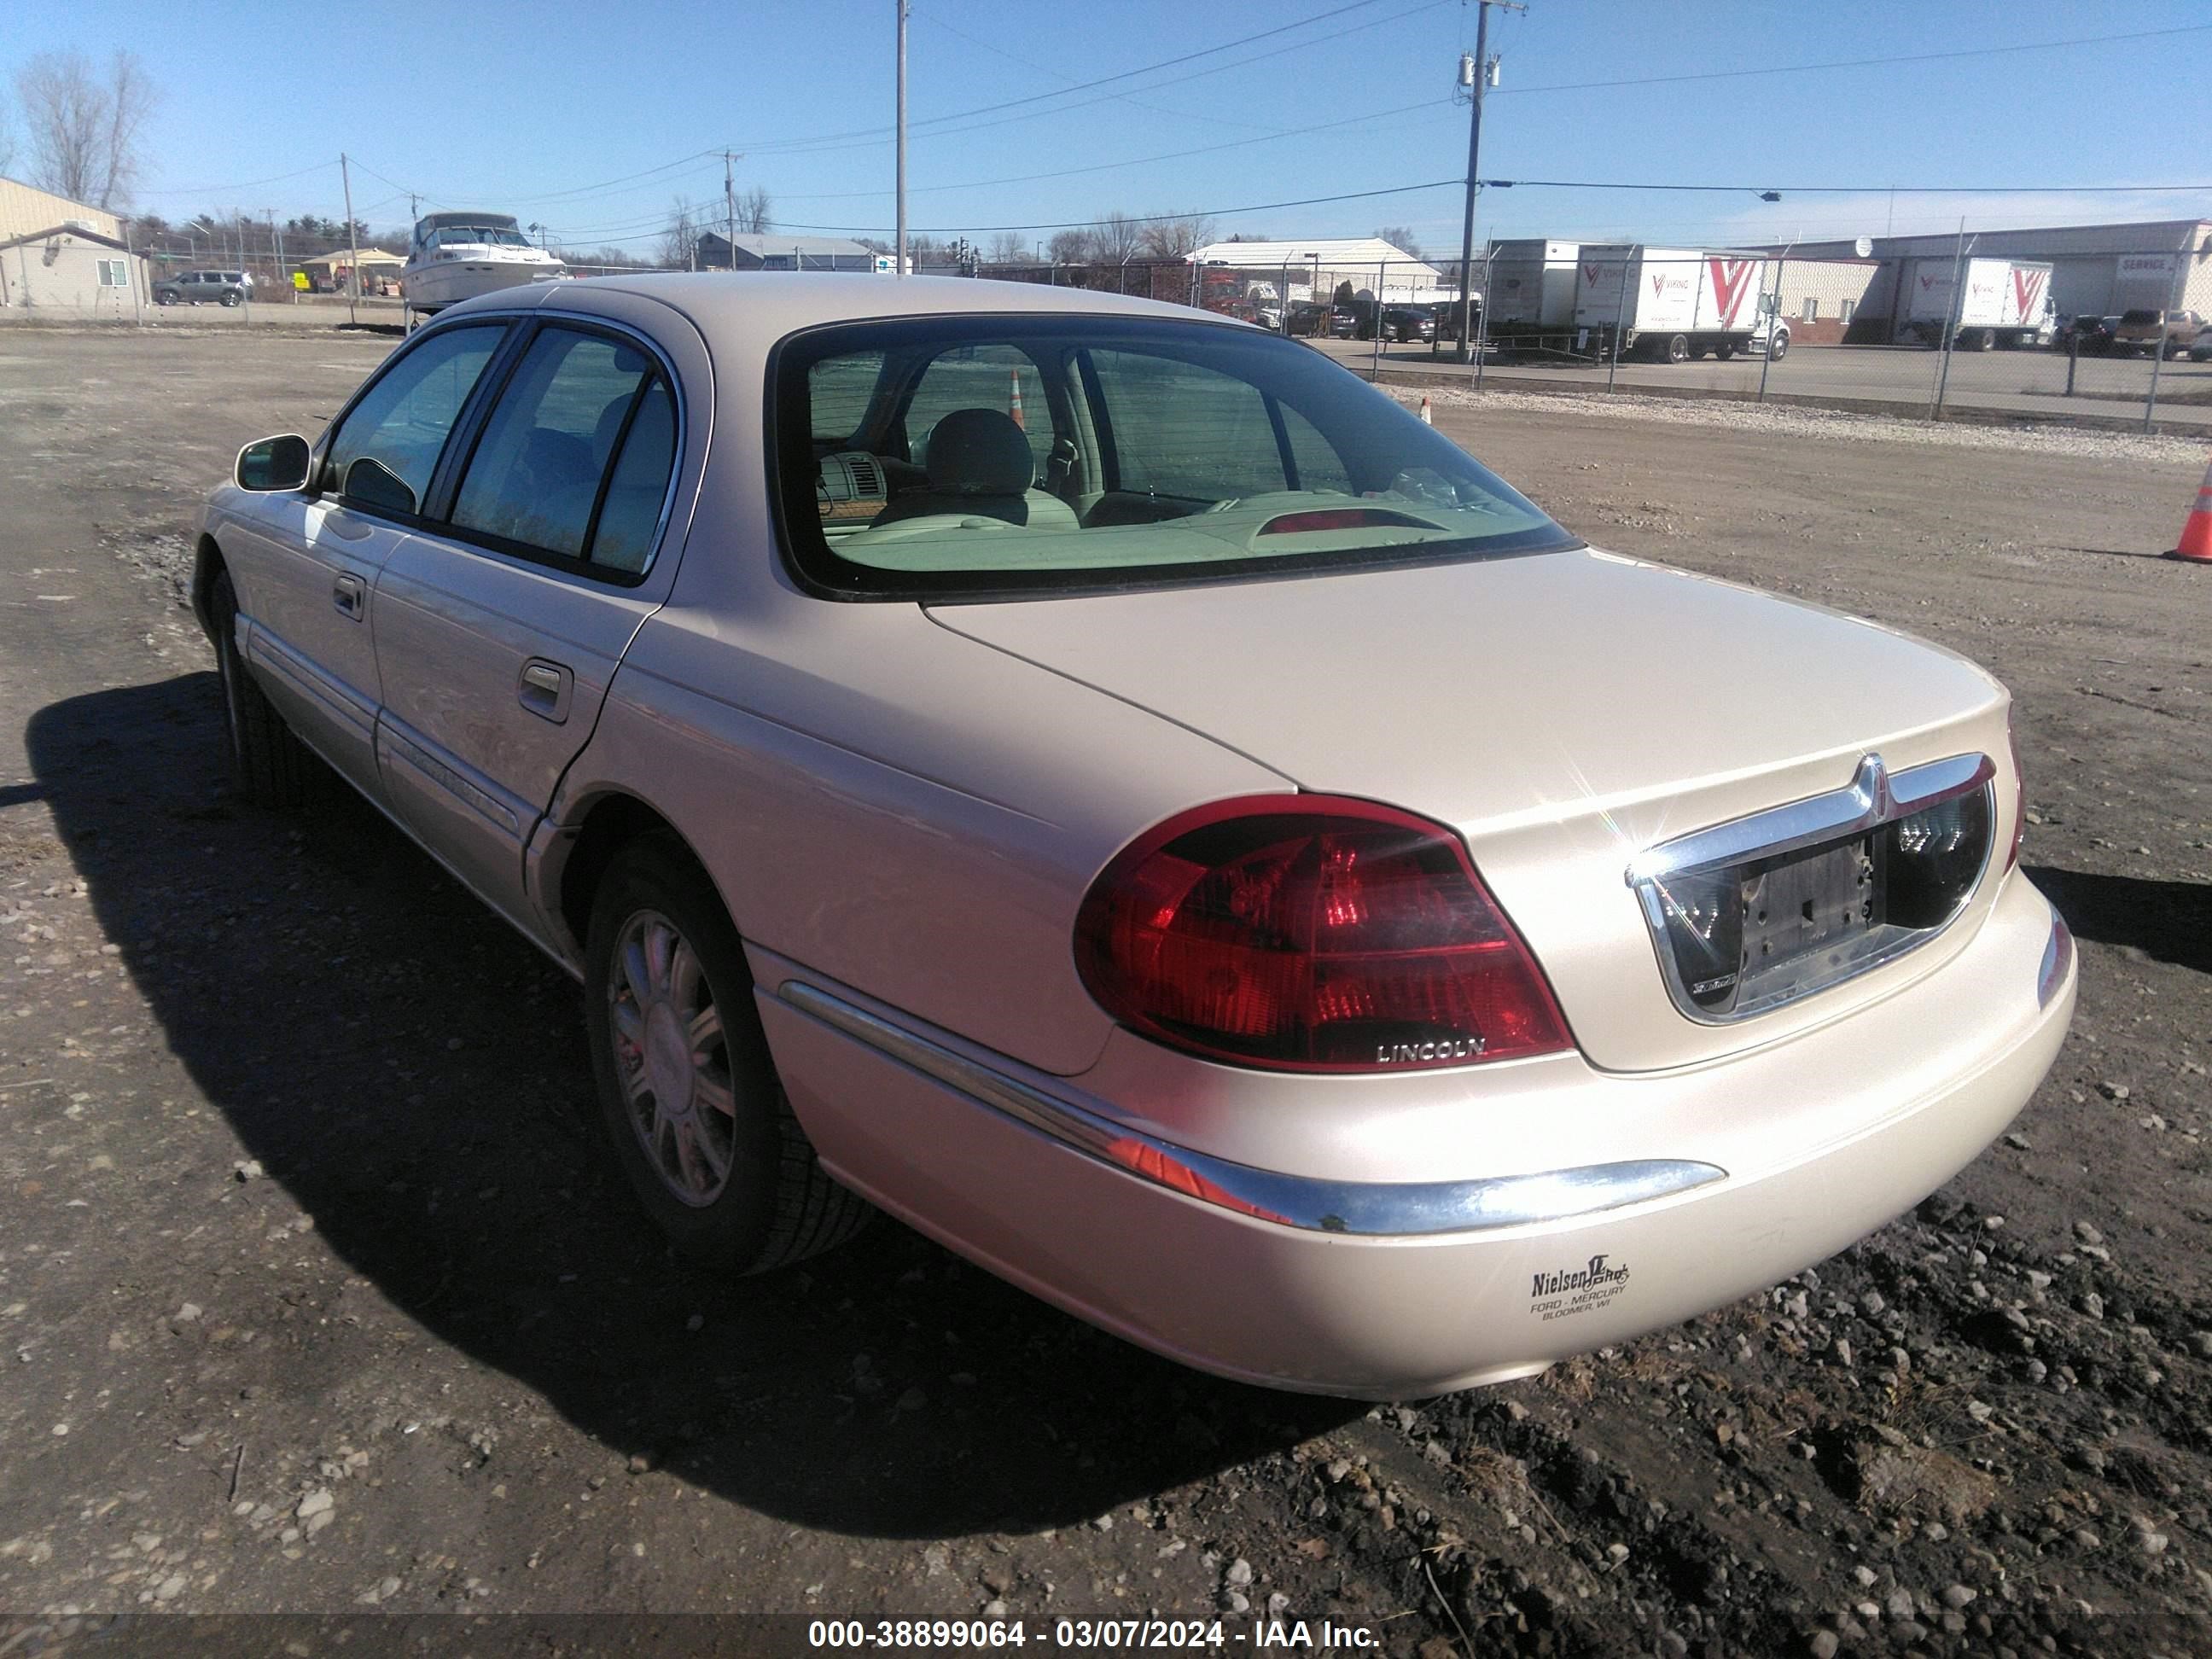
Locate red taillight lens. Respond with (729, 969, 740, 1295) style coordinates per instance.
(1074, 795, 1574, 1072)
(2005, 713, 2026, 871)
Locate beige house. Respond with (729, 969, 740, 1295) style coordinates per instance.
(0, 175, 123, 242)
(0, 224, 148, 315)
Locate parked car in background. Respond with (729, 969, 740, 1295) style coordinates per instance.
(194, 274, 2071, 1398)
(1377, 305, 1437, 343)
(154, 270, 253, 307)
(2055, 314, 2120, 354)
(2191, 324, 2212, 364)
(1288, 301, 1355, 338)
(2114, 309, 2203, 358)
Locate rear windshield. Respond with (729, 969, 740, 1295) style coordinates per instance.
(2120, 310, 2158, 326)
(772, 313, 1575, 600)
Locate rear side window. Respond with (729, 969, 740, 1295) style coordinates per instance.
(325, 323, 504, 514)
(1087, 349, 1285, 498)
(450, 327, 676, 573)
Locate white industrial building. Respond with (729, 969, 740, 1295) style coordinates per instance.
(1783, 218, 2212, 332)
(0, 176, 148, 315)
(1190, 237, 1444, 305)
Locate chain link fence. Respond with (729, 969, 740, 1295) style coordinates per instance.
(36, 235, 2205, 431)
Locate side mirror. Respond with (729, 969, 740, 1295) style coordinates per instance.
(342, 457, 417, 516)
(235, 434, 311, 492)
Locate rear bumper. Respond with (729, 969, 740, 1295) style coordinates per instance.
(760, 874, 2074, 1398)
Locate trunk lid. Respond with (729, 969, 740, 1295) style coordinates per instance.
(931, 548, 2012, 1071)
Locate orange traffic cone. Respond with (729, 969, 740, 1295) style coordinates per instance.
(1008, 369, 1025, 431)
(1418, 394, 1434, 425)
(2168, 454, 2212, 562)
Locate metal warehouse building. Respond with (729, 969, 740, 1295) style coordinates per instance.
(1786, 218, 2212, 329)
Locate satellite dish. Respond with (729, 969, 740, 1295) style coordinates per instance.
(1854, 236, 1873, 259)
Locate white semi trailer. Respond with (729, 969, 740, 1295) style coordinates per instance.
(1895, 257, 2056, 349)
(1571, 246, 1787, 362)
(1480, 239, 1581, 346)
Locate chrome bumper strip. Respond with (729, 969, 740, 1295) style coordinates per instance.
(777, 981, 1726, 1237)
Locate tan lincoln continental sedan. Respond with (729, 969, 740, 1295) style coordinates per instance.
(192, 274, 2075, 1398)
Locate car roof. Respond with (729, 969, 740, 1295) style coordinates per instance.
(444, 271, 1253, 356)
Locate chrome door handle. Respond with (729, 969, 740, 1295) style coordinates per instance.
(332, 573, 366, 619)
(518, 658, 573, 724)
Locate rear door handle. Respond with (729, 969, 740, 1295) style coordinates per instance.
(332, 573, 366, 619)
(518, 658, 573, 724)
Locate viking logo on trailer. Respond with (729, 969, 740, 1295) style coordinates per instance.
(1708, 259, 1756, 327)
(1582, 263, 1599, 286)
(2012, 268, 2047, 323)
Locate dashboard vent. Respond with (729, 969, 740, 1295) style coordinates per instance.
(847, 455, 882, 498)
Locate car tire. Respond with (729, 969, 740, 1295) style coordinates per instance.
(221, 292, 241, 307)
(583, 835, 871, 1272)
(1767, 331, 1790, 361)
(210, 569, 314, 810)
(1664, 334, 1690, 364)
(1714, 341, 1736, 360)
(155, 291, 176, 306)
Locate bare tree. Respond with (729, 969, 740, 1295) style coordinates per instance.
(0, 87, 16, 175)
(736, 184, 771, 234)
(1372, 225, 1424, 260)
(659, 196, 701, 269)
(1045, 228, 1091, 265)
(1137, 212, 1216, 259)
(13, 50, 157, 208)
(1086, 211, 1144, 265)
(986, 231, 1029, 265)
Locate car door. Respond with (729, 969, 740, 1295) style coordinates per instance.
(227, 320, 509, 800)
(369, 315, 689, 940)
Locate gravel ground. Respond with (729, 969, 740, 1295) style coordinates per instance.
(1383, 382, 2212, 466)
(1, 331, 2209, 1658)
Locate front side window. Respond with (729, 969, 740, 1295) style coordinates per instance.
(450, 327, 675, 572)
(324, 323, 504, 515)
(774, 315, 1573, 600)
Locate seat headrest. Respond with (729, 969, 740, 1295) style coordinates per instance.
(924, 408, 1035, 495)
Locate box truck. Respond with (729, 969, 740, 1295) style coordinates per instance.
(1479, 239, 1580, 346)
(1895, 257, 2056, 349)
(1571, 246, 1786, 362)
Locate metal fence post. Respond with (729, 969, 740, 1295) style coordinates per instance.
(1607, 247, 1632, 393)
(1372, 259, 1385, 375)
(1475, 248, 1491, 389)
(1930, 222, 1968, 421)
(1757, 256, 1784, 403)
(2065, 334, 2079, 397)
(1279, 263, 1290, 336)
(2145, 333, 2165, 433)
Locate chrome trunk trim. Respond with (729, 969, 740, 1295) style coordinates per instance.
(1626, 752, 1998, 1025)
(777, 981, 1726, 1237)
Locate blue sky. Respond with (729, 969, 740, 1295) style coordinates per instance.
(9, 0, 2210, 255)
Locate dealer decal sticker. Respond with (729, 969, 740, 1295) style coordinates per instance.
(1529, 1253, 1632, 1322)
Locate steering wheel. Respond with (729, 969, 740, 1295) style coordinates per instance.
(841, 513, 1019, 546)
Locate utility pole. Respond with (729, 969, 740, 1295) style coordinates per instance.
(268, 207, 282, 294)
(341, 152, 360, 324)
(1452, 0, 1522, 363)
(895, 0, 910, 276)
(725, 151, 736, 271)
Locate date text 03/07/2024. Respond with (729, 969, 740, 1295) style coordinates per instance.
(806, 1617, 1383, 1649)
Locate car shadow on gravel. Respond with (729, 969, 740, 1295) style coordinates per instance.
(27, 676, 1356, 1540)
(2028, 863, 2212, 975)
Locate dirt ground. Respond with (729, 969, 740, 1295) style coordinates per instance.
(2, 327, 2209, 1658)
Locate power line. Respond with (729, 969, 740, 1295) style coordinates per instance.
(1483, 178, 2212, 195)
(775, 178, 1464, 236)
(778, 97, 1450, 201)
(736, 0, 1451, 157)
(132, 160, 338, 199)
(1489, 23, 2212, 100)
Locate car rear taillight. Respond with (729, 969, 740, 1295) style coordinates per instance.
(1075, 795, 1573, 1073)
(2005, 712, 2026, 871)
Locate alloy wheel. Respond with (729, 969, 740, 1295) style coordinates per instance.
(605, 907, 737, 1207)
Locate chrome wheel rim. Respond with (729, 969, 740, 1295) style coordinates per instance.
(606, 907, 736, 1207)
